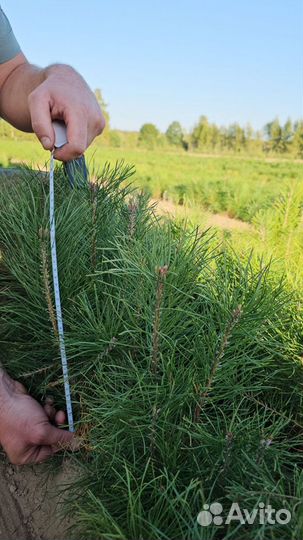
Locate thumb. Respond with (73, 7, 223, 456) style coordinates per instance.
(28, 89, 55, 150)
(41, 423, 74, 448)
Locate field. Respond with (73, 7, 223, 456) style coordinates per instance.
(1, 140, 302, 216)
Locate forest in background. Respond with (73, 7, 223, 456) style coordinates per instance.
(0, 89, 302, 158)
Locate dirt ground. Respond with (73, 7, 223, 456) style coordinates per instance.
(0, 453, 75, 540)
(151, 198, 251, 231)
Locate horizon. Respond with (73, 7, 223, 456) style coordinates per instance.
(3, 0, 302, 132)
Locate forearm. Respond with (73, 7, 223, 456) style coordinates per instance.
(0, 58, 86, 133)
(0, 56, 45, 131)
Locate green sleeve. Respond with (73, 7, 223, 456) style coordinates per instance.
(0, 7, 21, 64)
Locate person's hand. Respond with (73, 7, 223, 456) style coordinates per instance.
(28, 64, 105, 161)
(0, 369, 74, 465)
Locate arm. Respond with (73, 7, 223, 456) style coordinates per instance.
(0, 53, 105, 161)
(0, 368, 74, 464)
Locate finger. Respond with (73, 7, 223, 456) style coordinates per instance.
(15, 444, 54, 465)
(13, 380, 27, 395)
(55, 410, 66, 425)
(86, 109, 106, 146)
(43, 403, 56, 421)
(43, 395, 56, 421)
(28, 89, 55, 151)
(54, 108, 87, 161)
(39, 423, 74, 448)
(54, 436, 81, 452)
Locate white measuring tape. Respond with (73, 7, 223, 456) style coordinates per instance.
(49, 122, 74, 432)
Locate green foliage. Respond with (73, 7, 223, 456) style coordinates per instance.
(264, 117, 294, 154)
(293, 120, 303, 158)
(165, 121, 187, 148)
(225, 123, 246, 152)
(189, 115, 303, 157)
(94, 88, 110, 128)
(138, 123, 161, 149)
(191, 116, 248, 154)
(191, 115, 212, 149)
(217, 182, 303, 294)
(94, 88, 111, 145)
(250, 183, 303, 291)
(0, 165, 303, 539)
(108, 129, 122, 147)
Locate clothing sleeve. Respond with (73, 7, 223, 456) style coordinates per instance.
(0, 7, 21, 64)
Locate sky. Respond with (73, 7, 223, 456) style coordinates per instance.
(3, 0, 302, 132)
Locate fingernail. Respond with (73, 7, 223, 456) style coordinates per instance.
(41, 136, 51, 149)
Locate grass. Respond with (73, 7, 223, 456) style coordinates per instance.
(1, 139, 303, 223)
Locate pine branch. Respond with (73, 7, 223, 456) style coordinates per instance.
(195, 304, 242, 421)
(21, 363, 54, 379)
(90, 182, 98, 271)
(244, 393, 303, 430)
(220, 430, 234, 476)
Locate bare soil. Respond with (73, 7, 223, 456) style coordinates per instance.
(0, 454, 75, 540)
(151, 198, 251, 231)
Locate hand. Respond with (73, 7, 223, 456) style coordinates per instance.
(0, 369, 74, 465)
(28, 64, 105, 161)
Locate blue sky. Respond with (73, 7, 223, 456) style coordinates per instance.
(3, 0, 302, 132)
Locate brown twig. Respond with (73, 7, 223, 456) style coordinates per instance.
(220, 431, 234, 476)
(128, 198, 138, 238)
(39, 227, 58, 338)
(97, 336, 118, 361)
(21, 363, 54, 379)
(151, 265, 169, 374)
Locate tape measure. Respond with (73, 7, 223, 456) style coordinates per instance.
(49, 122, 88, 432)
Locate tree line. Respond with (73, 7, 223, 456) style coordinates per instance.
(137, 116, 303, 157)
(0, 88, 301, 157)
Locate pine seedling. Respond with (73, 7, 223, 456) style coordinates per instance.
(0, 164, 303, 540)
